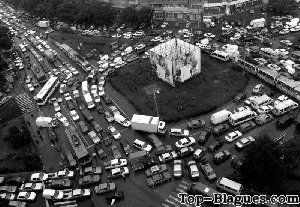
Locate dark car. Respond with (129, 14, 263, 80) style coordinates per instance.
(238, 121, 256, 133)
(120, 139, 133, 155)
(147, 134, 163, 148)
(213, 150, 231, 164)
(66, 100, 75, 111)
(79, 175, 101, 187)
(178, 147, 195, 158)
(208, 139, 224, 152)
(231, 155, 244, 170)
(5, 176, 26, 187)
(212, 124, 230, 136)
(103, 132, 112, 146)
(105, 191, 124, 204)
(154, 145, 172, 156)
(96, 105, 104, 114)
(103, 94, 112, 104)
(198, 128, 211, 144)
(78, 121, 89, 133)
(91, 121, 103, 133)
(277, 115, 295, 128)
(95, 182, 116, 195)
(187, 119, 206, 130)
(111, 145, 122, 159)
(234, 92, 247, 102)
(95, 146, 107, 159)
(46, 179, 72, 189)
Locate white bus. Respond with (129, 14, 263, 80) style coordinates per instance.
(216, 177, 243, 195)
(250, 95, 273, 110)
(83, 93, 95, 109)
(272, 99, 298, 116)
(81, 80, 89, 95)
(35, 76, 60, 105)
(229, 110, 257, 126)
(210, 50, 230, 61)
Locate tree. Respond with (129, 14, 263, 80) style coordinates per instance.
(137, 6, 154, 28)
(120, 7, 138, 27)
(268, 0, 298, 15)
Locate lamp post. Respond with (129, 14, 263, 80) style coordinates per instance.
(153, 90, 160, 117)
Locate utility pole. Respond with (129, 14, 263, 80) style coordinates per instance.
(153, 90, 160, 117)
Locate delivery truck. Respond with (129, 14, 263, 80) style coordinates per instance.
(210, 110, 232, 125)
(131, 114, 166, 134)
(247, 18, 266, 30)
(36, 117, 58, 128)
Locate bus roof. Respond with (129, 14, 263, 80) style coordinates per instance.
(36, 76, 58, 99)
(230, 109, 254, 120)
(219, 177, 242, 190)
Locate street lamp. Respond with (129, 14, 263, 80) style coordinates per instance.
(153, 90, 160, 117)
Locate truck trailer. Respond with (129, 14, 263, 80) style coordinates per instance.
(130, 114, 166, 134)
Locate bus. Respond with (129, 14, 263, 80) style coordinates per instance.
(229, 110, 257, 126)
(81, 80, 89, 95)
(272, 99, 298, 116)
(210, 50, 230, 61)
(216, 177, 242, 195)
(276, 76, 300, 98)
(31, 64, 47, 83)
(83, 93, 95, 109)
(35, 76, 60, 105)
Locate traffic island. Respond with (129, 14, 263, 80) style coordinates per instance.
(109, 54, 249, 123)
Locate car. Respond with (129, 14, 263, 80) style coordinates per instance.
(108, 126, 121, 139)
(108, 167, 129, 179)
(109, 106, 120, 115)
(199, 160, 217, 181)
(88, 131, 101, 144)
(277, 114, 295, 128)
(132, 139, 152, 152)
(78, 121, 89, 133)
(169, 128, 189, 137)
(93, 94, 101, 103)
(103, 133, 113, 146)
(64, 93, 72, 101)
(233, 106, 251, 114)
(95, 146, 107, 159)
(46, 179, 72, 189)
(19, 183, 43, 192)
(145, 164, 168, 177)
(213, 150, 231, 164)
(231, 155, 244, 170)
(225, 131, 242, 142)
(25, 75, 32, 84)
(238, 121, 257, 133)
(198, 128, 211, 144)
(267, 64, 281, 71)
(96, 104, 104, 114)
(147, 134, 163, 148)
(178, 147, 195, 157)
(105, 191, 124, 204)
(111, 145, 122, 159)
(208, 139, 224, 152)
(255, 113, 273, 125)
(98, 86, 105, 96)
(234, 92, 247, 102)
(235, 136, 255, 151)
(187, 119, 206, 129)
(187, 160, 199, 180)
(245, 96, 258, 105)
(193, 147, 206, 161)
(57, 169, 75, 179)
(280, 40, 293, 46)
(59, 84, 68, 94)
(104, 111, 114, 122)
(91, 121, 103, 132)
(17, 191, 36, 201)
(119, 139, 133, 155)
(53, 102, 60, 112)
(158, 151, 178, 163)
(61, 188, 91, 200)
(253, 84, 264, 94)
(257, 105, 274, 114)
(175, 137, 195, 148)
(146, 172, 172, 188)
(204, 33, 216, 38)
(0, 192, 16, 200)
(30, 173, 48, 182)
(95, 182, 116, 194)
(80, 166, 102, 176)
(27, 83, 34, 92)
(0, 186, 17, 193)
(70, 110, 80, 121)
(66, 100, 75, 111)
(103, 94, 112, 104)
(212, 124, 230, 136)
(79, 175, 101, 187)
(173, 160, 183, 178)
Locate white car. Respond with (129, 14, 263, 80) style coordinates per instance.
(257, 105, 274, 114)
(53, 102, 61, 112)
(108, 126, 121, 140)
(187, 160, 199, 180)
(88, 131, 101, 144)
(279, 29, 290, 35)
(55, 112, 69, 126)
(253, 84, 264, 94)
(98, 79, 105, 87)
(135, 43, 146, 50)
(0, 193, 16, 200)
(133, 31, 144, 37)
(42, 189, 63, 200)
(151, 36, 162, 42)
(290, 26, 300, 32)
(158, 151, 178, 163)
(253, 58, 267, 65)
(30, 173, 48, 182)
(225, 131, 242, 142)
(173, 160, 183, 178)
(93, 94, 101, 103)
(91, 85, 98, 95)
(64, 93, 72, 101)
(104, 158, 128, 170)
(233, 106, 251, 114)
(98, 86, 105, 96)
(57, 169, 75, 179)
(19, 183, 43, 192)
(112, 34, 122, 38)
(109, 167, 129, 178)
(17, 192, 37, 201)
(280, 40, 293, 46)
(268, 64, 281, 71)
(204, 33, 215, 38)
(70, 67, 79, 75)
(132, 139, 152, 152)
(27, 84, 34, 92)
(73, 90, 80, 98)
(175, 137, 196, 148)
(169, 128, 189, 137)
(60, 84, 67, 94)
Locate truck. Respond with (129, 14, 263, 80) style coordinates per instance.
(130, 114, 166, 134)
(210, 110, 232, 125)
(247, 18, 266, 29)
(36, 117, 58, 128)
(37, 20, 50, 28)
(146, 172, 172, 188)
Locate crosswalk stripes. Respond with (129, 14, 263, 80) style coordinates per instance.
(15, 93, 36, 114)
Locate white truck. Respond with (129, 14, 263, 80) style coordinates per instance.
(285, 18, 299, 28)
(247, 18, 266, 29)
(36, 117, 58, 128)
(131, 114, 166, 134)
(114, 114, 131, 127)
(210, 109, 232, 125)
(37, 20, 50, 28)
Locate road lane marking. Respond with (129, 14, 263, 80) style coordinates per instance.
(110, 97, 130, 119)
(180, 180, 190, 185)
(86, 144, 95, 149)
(120, 128, 130, 133)
(178, 184, 188, 189)
(165, 199, 180, 207)
(176, 188, 185, 193)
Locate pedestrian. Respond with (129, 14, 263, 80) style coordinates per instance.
(122, 173, 126, 181)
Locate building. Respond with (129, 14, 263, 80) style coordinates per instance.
(149, 39, 201, 87)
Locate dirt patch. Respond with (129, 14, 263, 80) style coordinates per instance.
(142, 84, 161, 96)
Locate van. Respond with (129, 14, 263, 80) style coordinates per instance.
(216, 177, 242, 195)
(210, 110, 232, 125)
(250, 95, 273, 110)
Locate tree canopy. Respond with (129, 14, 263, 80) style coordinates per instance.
(120, 6, 154, 28)
(268, 0, 298, 15)
(0, 26, 13, 51)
